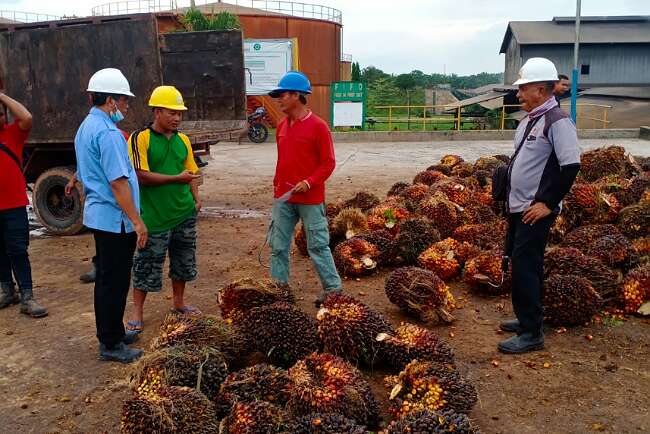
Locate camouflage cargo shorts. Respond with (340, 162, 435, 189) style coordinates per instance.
(132, 214, 198, 292)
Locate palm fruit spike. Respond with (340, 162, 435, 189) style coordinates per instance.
(620, 174, 650, 206)
(130, 344, 228, 400)
(392, 217, 441, 265)
(419, 192, 462, 239)
(241, 302, 320, 368)
(460, 201, 497, 225)
(367, 204, 410, 234)
(463, 250, 512, 296)
(217, 278, 294, 324)
(414, 170, 447, 186)
(580, 146, 639, 182)
(543, 275, 602, 326)
(376, 322, 454, 370)
(294, 224, 309, 257)
(316, 292, 394, 365)
(220, 401, 289, 434)
(451, 162, 474, 178)
(417, 238, 479, 281)
(561, 224, 619, 248)
(331, 208, 368, 240)
(617, 202, 650, 239)
(544, 247, 621, 297)
(357, 229, 396, 266)
(385, 360, 478, 417)
(386, 408, 482, 434)
(287, 412, 367, 434)
(342, 191, 381, 212)
(287, 353, 380, 427)
(622, 265, 650, 314)
(215, 364, 291, 417)
(333, 238, 380, 277)
(565, 182, 621, 224)
(452, 220, 507, 251)
(590, 233, 633, 267)
(401, 183, 431, 203)
(631, 236, 650, 264)
(427, 163, 453, 176)
(474, 156, 503, 173)
(151, 314, 246, 363)
(431, 179, 472, 206)
(387, 181, 411, 197)
(440, 154, 464, 168)
(121, 386, 219, 434)
(385, 266, 455, 324)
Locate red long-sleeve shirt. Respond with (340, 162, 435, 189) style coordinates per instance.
(273, 111, 336, 205)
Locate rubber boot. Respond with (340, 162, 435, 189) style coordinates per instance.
(80, 261, 97, 284)
(19, 287, 48, 318)
(0, 282, 20, 309)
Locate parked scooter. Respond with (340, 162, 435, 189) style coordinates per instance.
(247, 106, 269, 143)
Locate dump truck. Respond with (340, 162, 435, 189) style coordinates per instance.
(0, 12, 246, 234)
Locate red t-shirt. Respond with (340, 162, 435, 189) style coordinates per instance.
(273, 112, 336, 205)
(0, 121, 30, 210)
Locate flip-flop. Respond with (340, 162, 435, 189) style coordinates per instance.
(126, 320, 144, 334)
(171, 305, 202, 315)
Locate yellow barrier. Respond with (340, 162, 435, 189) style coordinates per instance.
(500, 103, 612, 130)
(374, 105, 468, 131)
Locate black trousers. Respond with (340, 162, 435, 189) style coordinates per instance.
(93, 227, 136, 348)
(0, 206, 32, 291)
(506, 212, 556, 335)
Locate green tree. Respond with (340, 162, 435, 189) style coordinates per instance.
(394, 73, 417, 92)
(361, 66, 389, 84)
(351, 62, 361, 82)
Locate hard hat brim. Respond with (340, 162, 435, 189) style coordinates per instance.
(268, 87, 312, 98)
(86, 87, 135, 97)
(512, 78, 556, 86)
(149, 104, 188, 111)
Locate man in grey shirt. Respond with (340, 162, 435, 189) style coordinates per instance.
(498, 58, 580, 354)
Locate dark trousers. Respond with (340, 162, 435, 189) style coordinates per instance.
(93, 227, 136, 348)
(506, 212, 556, 335)
(0, 207, 32, 291)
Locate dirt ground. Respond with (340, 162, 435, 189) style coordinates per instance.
(1, 139, 649, 434)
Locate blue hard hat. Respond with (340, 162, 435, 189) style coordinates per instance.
(269, 71, 312, 98)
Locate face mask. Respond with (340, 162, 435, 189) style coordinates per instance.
(110, 108, 124, 123)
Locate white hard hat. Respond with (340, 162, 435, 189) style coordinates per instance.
(512, 58, 559, 86)
(87, 68, 135, 97)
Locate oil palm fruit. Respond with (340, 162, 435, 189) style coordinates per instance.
(287, 412, 367, 434)
(220, 401, 289, 434)
(414, 170, 447, 186)
(440, 155, 464, 168)
(463, 250, 512, 296)
(617, 202, 650, 239)
(452, 220, 507, 251)
(543, 275, 601, 326)
(357, 229, 396, 266)
(334, 238, 380, 277)
(451, 162, 475, 178)
(385, 267, 455, 324)
(622, 265, 650, 314)
(342, 192, 381, 213)
(431, 179, 471, 206)
(386, 408, 481, 434)
(388, 181, 411, 197)
(418, 238, 480, 281)
(544, 247, 621, 297)
(580, 146, 630, 182)
(376, 322, 454, 370)
(217, 278, 294, 324)
(331, 208, 369, 240)
(392, 217, 441, 265)
(367, 204, 410, 234)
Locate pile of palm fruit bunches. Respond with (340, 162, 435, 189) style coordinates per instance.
(119, 146, 648, 433)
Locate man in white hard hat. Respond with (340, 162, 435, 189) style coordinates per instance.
(74, 68, 147, 363)
(498, 58, 580, 354)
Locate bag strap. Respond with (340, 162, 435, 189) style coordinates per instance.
(504, 115, 542, 213)
(0, 142, 22, 170)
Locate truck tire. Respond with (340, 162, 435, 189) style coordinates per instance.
(33, 166, 85, 235)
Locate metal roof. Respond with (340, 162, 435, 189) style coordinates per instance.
(500, 16, 650, 53)
(445, 90, 508, 110)
(579, 86, 650, 100)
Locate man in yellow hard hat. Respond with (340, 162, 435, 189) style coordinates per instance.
(126, 86, 202, 333)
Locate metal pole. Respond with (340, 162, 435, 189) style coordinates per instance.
(501, 105, 506, 130)
(570, 0, 581, 122)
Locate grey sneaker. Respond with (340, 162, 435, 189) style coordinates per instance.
(498, 332, 544, 354)
(99, 342, 143, 363)
(20, 298, 48, 318)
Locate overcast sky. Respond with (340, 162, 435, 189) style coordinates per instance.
(2, 0, 648, 74)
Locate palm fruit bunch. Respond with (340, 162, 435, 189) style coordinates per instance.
(580, 146, 631, 182)
(427, 163, 453, 176)
(543, 275, 601, 326)
(474, 156, 503, 173)
(459, 201, 497, 225)
(287, 412, 367, 434)
(367, 204, 410, 234)
(431, 179, 471, 206)
(130, 344, 228, 400)
(493, 154, 510, 164)
(386, 409, 481, 434)
(440, 154, 464, 168)
(215, 364, 291, 417)
(619, 174, 650, 206)
(392, 217, 441, 265)
(385, 360, 478, 418)
(562, 224, 616, 247)
(388, 181, 411, 197)
(333, 238, 380, 277)
(357, 229, 396, 265)
(621, 265, 650, 314)
(452, 220, 506, 251)
(376, 322, 454, 370)
(544, 247, 621, 297)
(631, 236, 650, 264)
(121, 386, 219, 434)
(463, 250, 511, 296)
(385, 267, 455, 324)
(240, 302, 320, 368)
(414, 170, 447, 186)
(418, 238, 480, 281)
(589, 233, 633, 268)
(217, 278, 294, 324)
(617, 202, 650, 239)
(399, 183, 431, 211)
(294, 223, 309, 257)
(473, 170, 492, 188)
(451, 162, 475, 178)
(331, 207, 368, 240)
(342, 191, 381, 213)
(316, 292, 394, 365)
(326, 202, 342, 219)
(151, 314, 246, 364)
(287, 353, 380, 426)
(565, 182, 621, 224)
(419, 192, 462, 238)
(220, 401, 289, 434)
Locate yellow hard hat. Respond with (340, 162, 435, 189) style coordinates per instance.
(148, 85, 187, 111)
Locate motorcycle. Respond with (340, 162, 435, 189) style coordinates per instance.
(247, 106, 269, 143)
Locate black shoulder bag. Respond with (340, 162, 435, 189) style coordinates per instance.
(0, 142, 22, 170)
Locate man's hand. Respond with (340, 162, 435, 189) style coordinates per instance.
(176, 170, 201, 184)
(292, 181, 310, 194)
(522, 202, 552, 225)
(65, 178, 77, 197)
(195, 200, 202, 212)
(133, 220, 148, 249)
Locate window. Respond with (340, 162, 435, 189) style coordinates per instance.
(581, 64, 590, 75)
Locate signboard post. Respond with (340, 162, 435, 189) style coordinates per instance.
(330, 81, 366, 129)
(244, 39, 294, 95)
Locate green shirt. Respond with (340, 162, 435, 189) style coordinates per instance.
(128, 128, 199, 233)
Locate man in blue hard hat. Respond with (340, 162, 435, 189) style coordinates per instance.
(268, 71, 343, 307)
